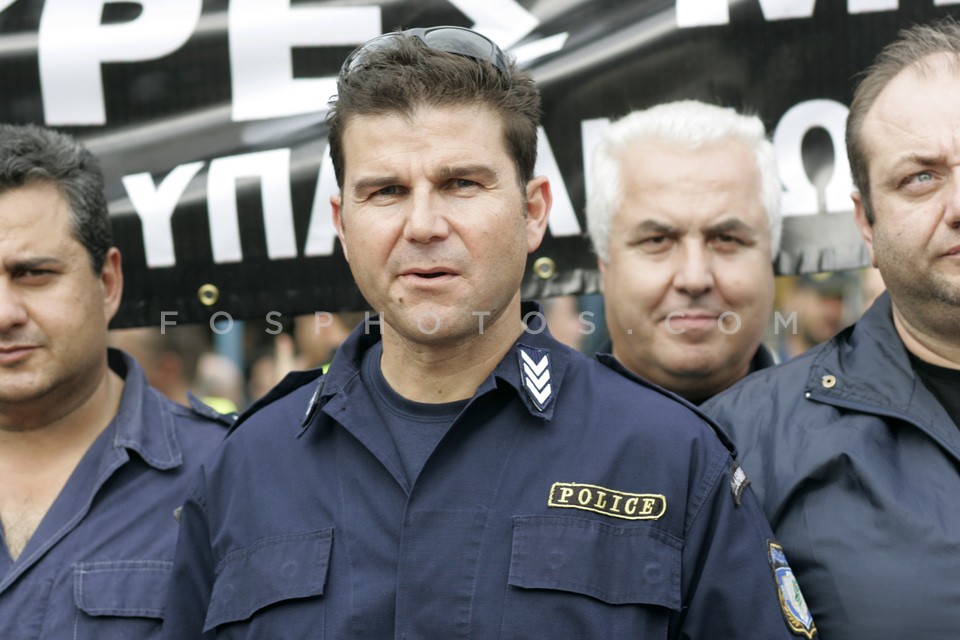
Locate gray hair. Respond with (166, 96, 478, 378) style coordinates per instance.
(586, 100, 781, 263)
(0, 124, 111, 272)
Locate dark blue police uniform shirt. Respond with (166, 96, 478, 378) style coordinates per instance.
(0, 349, 229, 640)
(163, 306, 813, 639)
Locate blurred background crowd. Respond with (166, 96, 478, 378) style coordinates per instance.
(109, 266, 885, 413)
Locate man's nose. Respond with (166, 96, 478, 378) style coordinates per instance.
(0, 279, 28, 334)
(402, 191, 451, 243)
(673, 242, 715, 297)
(945, 171, 960, 229)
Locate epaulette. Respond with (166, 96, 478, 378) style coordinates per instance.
(595, 353, 737, 455)
(186, 392, 238, 428)
(228, 368, 326, 436)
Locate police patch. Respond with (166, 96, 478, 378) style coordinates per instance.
(768, 540, 817, 638)
(548, 482, 666, 520)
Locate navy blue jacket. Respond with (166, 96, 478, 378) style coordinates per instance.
(163, 309, 811, 639)
(0, 350, 229, 640)
(705, 291, 960, 639)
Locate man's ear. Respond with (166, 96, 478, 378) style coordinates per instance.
(524, 176, 552, 253)
(100, 247, 123, 323)
(331, 194, 349, 263)
(852, 191, 878, 268)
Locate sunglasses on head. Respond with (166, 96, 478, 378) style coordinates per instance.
(340, 26, 509, 77)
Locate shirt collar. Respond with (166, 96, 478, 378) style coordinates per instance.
(319, 301, 570, 422)
(107, 348, 182, 470)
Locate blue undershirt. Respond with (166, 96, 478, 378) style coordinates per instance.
(361, 341, 468, 485)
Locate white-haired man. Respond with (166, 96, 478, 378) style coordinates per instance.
(587, 100, 782, 403)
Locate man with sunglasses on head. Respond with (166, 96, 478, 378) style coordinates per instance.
(162, 26, 812, 639)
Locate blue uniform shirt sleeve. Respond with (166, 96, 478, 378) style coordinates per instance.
(162, 479, 216, 640)
(676, 458, 816, 639)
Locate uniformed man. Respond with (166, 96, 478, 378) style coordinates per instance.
(704, 17, 960, 640)
(162, 26, 814, 639)
(0, 124, 230, 639)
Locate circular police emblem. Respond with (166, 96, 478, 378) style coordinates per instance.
(768, 540, 817, 638)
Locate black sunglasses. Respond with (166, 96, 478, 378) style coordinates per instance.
(340, 26, 509, 77)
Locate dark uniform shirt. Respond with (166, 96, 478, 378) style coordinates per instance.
(704, 292, 959, 639)
(163, 306, 813, 639)
(0, 349, 230, 640)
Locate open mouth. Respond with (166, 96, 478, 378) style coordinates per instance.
(404, 268, 455, 280)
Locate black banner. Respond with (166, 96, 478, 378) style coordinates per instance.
(1, 0, 956, 327)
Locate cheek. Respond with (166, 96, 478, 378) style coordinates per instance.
(346, 234, 387, 268)
(716, 261, 772, 305)
(606, 264, 662, 313)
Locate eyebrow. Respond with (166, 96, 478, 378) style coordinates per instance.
(704, 218, 758, 237)
(351, 175, 401, 198)
(631, 218, 759, 238)
(3, 256, 65, 273)
(888, 153, 941, 173)
(350, 164, 501, 198)
(633, 220, 678, 235)
(435, 164, 499, 182)
(905, 153, 939, 165)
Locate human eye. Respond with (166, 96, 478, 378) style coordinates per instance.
(15, 267, 55, 285)
(711, 233, 746, 250)
(907, 171, 934, 184)
(634, 234, 673, 254)
(448, 178, 480, 191)
(362, 184, 409, 205)
(373, 185, 403, 197)
(899, 170, 937, 190)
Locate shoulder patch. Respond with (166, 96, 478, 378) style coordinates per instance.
(518, 346, 553, 411)
(229, 368, 325, 435)
(768, 540, 817, 638)
(548, 482, 666, 520)
(730, 461, 750, 506)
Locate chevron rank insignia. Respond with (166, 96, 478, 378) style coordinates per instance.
(518, 346, 553, 411)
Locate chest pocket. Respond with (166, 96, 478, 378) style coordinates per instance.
(72, 560, 170, 640)
(501, 516, 681, 640)
(204, 529, 332, 639)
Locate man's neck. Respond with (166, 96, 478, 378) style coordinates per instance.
(0, 366, 124, 561)
(892, 303, 960, 369)
(378, 311, 524, 404)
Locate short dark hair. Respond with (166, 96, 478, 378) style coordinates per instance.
(846, 17, 960, 223)
(328, 30, 541, 189)
(0, 124, 111, 272)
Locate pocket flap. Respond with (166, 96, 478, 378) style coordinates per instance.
(509, 516, 681, 608)
(73, 560, 171, 618)
(204, 529, 332, 631)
